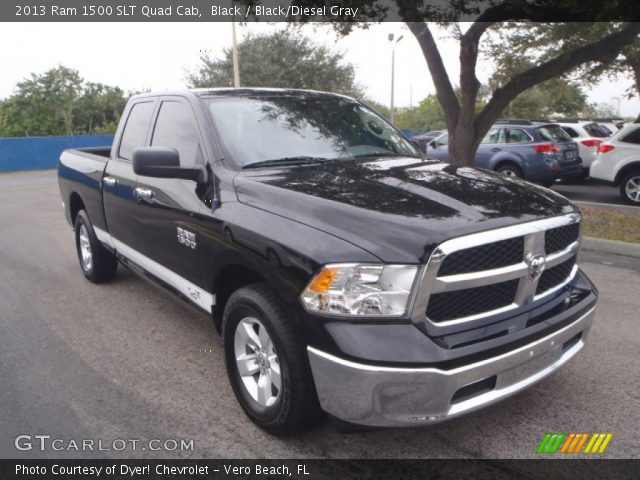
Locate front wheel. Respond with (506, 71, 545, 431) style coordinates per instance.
(620, 170, 640, 205)
(496, 164, 523, 179)
(222, 284, 320, 435)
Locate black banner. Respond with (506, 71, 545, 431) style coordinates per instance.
(3, 0, 640, 22)
(1, 459, 639, 480)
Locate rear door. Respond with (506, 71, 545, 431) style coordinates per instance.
(102, 99, 156, 250)
(130, 96, 207, 292)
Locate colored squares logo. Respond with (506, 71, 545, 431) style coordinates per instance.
(537, 433, 613, 454)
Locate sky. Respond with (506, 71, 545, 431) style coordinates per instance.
(1, 22, 638, 117)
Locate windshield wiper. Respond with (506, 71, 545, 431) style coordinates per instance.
(242, 156, 329, 169)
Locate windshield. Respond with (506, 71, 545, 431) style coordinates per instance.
(537, 125, 572, 142)
(206, 95, 419, 167)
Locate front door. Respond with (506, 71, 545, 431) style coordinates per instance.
(426, 133, 450, 161)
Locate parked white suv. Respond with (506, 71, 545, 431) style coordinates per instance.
(558, 121, 610, 177)
(590, 124, 640, 205)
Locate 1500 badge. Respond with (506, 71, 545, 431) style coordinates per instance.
(177, 227, 196, 249)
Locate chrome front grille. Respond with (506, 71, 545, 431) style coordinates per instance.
(426, 279, 520, 322)
(438, 237, 524, 276)
(545, 223, 580, 255)
(410, 213, 581, 329)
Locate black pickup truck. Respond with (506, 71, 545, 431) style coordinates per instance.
(58, 89, 598, 435)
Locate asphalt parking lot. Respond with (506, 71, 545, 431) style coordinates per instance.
(1, 170, 639, 459)
(552, 179, 639, 209)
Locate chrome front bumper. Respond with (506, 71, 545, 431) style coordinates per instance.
(308, 306, 595, 427)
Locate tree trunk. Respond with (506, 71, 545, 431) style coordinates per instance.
(448, 124, 479, 166)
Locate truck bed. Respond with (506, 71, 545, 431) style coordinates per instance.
(65, 146, 111, 161)
(58, 147, 112, 233)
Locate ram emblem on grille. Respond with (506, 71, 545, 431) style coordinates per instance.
(526, 253, 546, 281)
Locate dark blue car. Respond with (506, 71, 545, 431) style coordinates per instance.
(426, 122, 582, 186)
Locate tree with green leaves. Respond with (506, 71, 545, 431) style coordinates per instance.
(394, 95, 446, 131)
(186, 29, 364, 98)
(1, 66, 82, 137)
(487, 22, 640, 121)
(488, 74, 590, 120)
(0, 66, 127, 137)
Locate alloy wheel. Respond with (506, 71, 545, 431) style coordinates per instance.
(625, 175, 640, 203)
(233, 317, 281, 408)
(78, 224, 93, 271)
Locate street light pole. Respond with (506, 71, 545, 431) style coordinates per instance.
(388, 33, 403, 124)
(390, 44, 395, 123)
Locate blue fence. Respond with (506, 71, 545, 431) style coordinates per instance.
(0, 135, 114, 173)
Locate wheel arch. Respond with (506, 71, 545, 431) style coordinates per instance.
(614, 161, 640, 186)
(494, 158, 524, 175)
(69, 192, 86, 227)
(210, 263, 266, 332)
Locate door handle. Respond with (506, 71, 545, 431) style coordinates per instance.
(134, 187, 154, 199)
(490, 148, 502, 153)
(103, 176, 117, 187)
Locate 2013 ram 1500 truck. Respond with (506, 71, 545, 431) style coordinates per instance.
(58, 89, 598, 435)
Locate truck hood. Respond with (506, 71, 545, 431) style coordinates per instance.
(234, 157, 578, 263)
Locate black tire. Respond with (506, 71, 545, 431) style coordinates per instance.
(620, 170, 640, 205)
(496, 163, 523, 179)
(582, 167, 590, 179)
(74, 210, 118, 283)
(222, 283, 321, 435)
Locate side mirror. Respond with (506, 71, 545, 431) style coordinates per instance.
(133, 147, 205, 182)
(408, 139, 426, 156)
(428, 140, 437, 148)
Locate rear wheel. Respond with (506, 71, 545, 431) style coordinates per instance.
(620, 170, 640, 205)
(74, 210, 118, 283)
(222, 284, 321, 436)
(496, 164, 523, 179)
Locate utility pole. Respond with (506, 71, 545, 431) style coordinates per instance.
(231, 20, 240, 87)
(388, 33, 403, 124)
(611, 96, 621, 117)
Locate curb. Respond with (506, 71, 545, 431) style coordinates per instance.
(582, 236, 640, 259)
(575, 200, 640, 214)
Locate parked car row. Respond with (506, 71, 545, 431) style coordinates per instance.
(554, 121, 610, 175)
(423, 121, 583, 187)
(412, 118, 640, 205)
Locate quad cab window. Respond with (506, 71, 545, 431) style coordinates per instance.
(151, 100, 203, 167)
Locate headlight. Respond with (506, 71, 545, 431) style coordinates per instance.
(300, 264, 418, 317)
